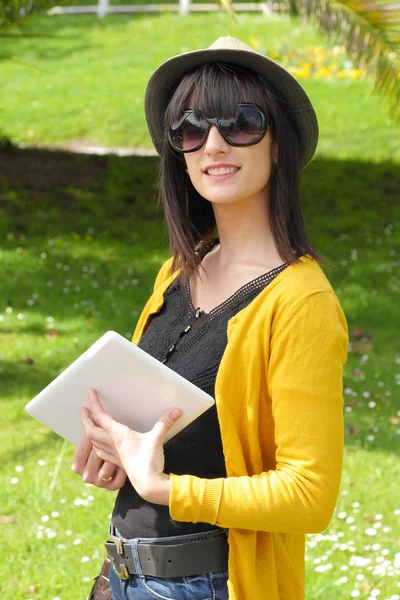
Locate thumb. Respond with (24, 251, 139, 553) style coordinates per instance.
(151, 408, 182, 444)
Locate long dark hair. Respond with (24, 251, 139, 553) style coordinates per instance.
(158, 62, 326, 282)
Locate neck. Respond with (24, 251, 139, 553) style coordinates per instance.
(210, 193, 282, 271)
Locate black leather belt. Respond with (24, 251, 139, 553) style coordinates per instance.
(105, 530, 229, 580)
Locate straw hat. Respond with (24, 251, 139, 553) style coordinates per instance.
(144, 36, 319, 170)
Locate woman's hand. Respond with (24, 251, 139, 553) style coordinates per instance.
(80, 388, 182, 505)
(72, 434, 127, 491)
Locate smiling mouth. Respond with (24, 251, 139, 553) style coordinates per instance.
(205, 167, 240, 176)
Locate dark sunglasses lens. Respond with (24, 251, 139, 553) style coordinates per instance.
(169, 114, 207, 151)
(219, 105, 263, 145)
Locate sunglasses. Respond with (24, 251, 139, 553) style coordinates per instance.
(168, 103, 272, 153)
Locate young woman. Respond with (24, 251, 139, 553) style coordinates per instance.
(72, 36, 349, 600)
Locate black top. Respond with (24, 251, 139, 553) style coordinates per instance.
(112, 240, 289, 538)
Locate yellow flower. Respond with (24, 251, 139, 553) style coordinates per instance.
(287, 65, 310, 79)
(312, 67, 333, 80)
(298, 63, 312, 77)
(348, 69, 363, 80)
(249, 37, 259, 50)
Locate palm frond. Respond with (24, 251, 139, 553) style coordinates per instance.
(291, 0, 400, 124)
(216, 0, 400, 125)
(218, 0, 238, 21)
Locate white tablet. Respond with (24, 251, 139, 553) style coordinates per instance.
(25, 330, 215, 446)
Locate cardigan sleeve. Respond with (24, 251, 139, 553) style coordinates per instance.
(168, 291, 349, 534)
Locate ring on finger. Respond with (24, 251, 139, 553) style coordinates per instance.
(99, 474, 114, 482)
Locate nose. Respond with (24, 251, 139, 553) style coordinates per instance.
(203, 125, 229, 155)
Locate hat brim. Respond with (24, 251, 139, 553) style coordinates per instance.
(145, 47, 319, 170)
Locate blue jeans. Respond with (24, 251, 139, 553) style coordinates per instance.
(109, 527, 229, 600)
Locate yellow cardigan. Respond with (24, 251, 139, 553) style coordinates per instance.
(132, 254, 348, 600)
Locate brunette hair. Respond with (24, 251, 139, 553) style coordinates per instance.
(158, 62, 326, 282)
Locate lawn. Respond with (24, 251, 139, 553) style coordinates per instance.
(1, 9, 400, 600)
(1, 11, 399, 162)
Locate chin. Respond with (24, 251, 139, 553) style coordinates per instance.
(203, 192, 245, 205)
(198, 184, 246, 203)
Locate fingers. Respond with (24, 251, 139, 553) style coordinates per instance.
(87, 389, 131, 452)
(97, 463, 127, 490)
(105, 467, 127, 491)
(151, 408, 182, 444)
(72, 394, 128, 491)
(88, 388, 118, 434)
(109, 467, 127, 490)
(92, 446, 123, 468)
(79, 449, 125, 490)
(71, 436, 126, 491)
(83, 453, 126, 491)
(72, 434, 93, 476)
(81, 447, 104, 483)
(98, 461, 117, 481)
(81, 406, 114, 448)
(91, 439, 118, 456)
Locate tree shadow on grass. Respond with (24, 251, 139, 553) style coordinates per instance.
(0, 146, 162, 234)
(1, 427, 61, 465)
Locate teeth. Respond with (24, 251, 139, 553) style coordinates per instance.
(207, 167, 239, 176)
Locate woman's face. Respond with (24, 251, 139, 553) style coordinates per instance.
(183, 110, 278, 209)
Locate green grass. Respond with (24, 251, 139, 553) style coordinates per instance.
(1, 9, 400, 600)
(0, 12, 399, 162)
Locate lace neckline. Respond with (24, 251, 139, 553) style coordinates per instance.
(184, 240, 288, 317)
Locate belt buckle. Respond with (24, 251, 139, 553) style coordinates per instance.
(106, 534, 129, 580)
(113, 562, 129, 581)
